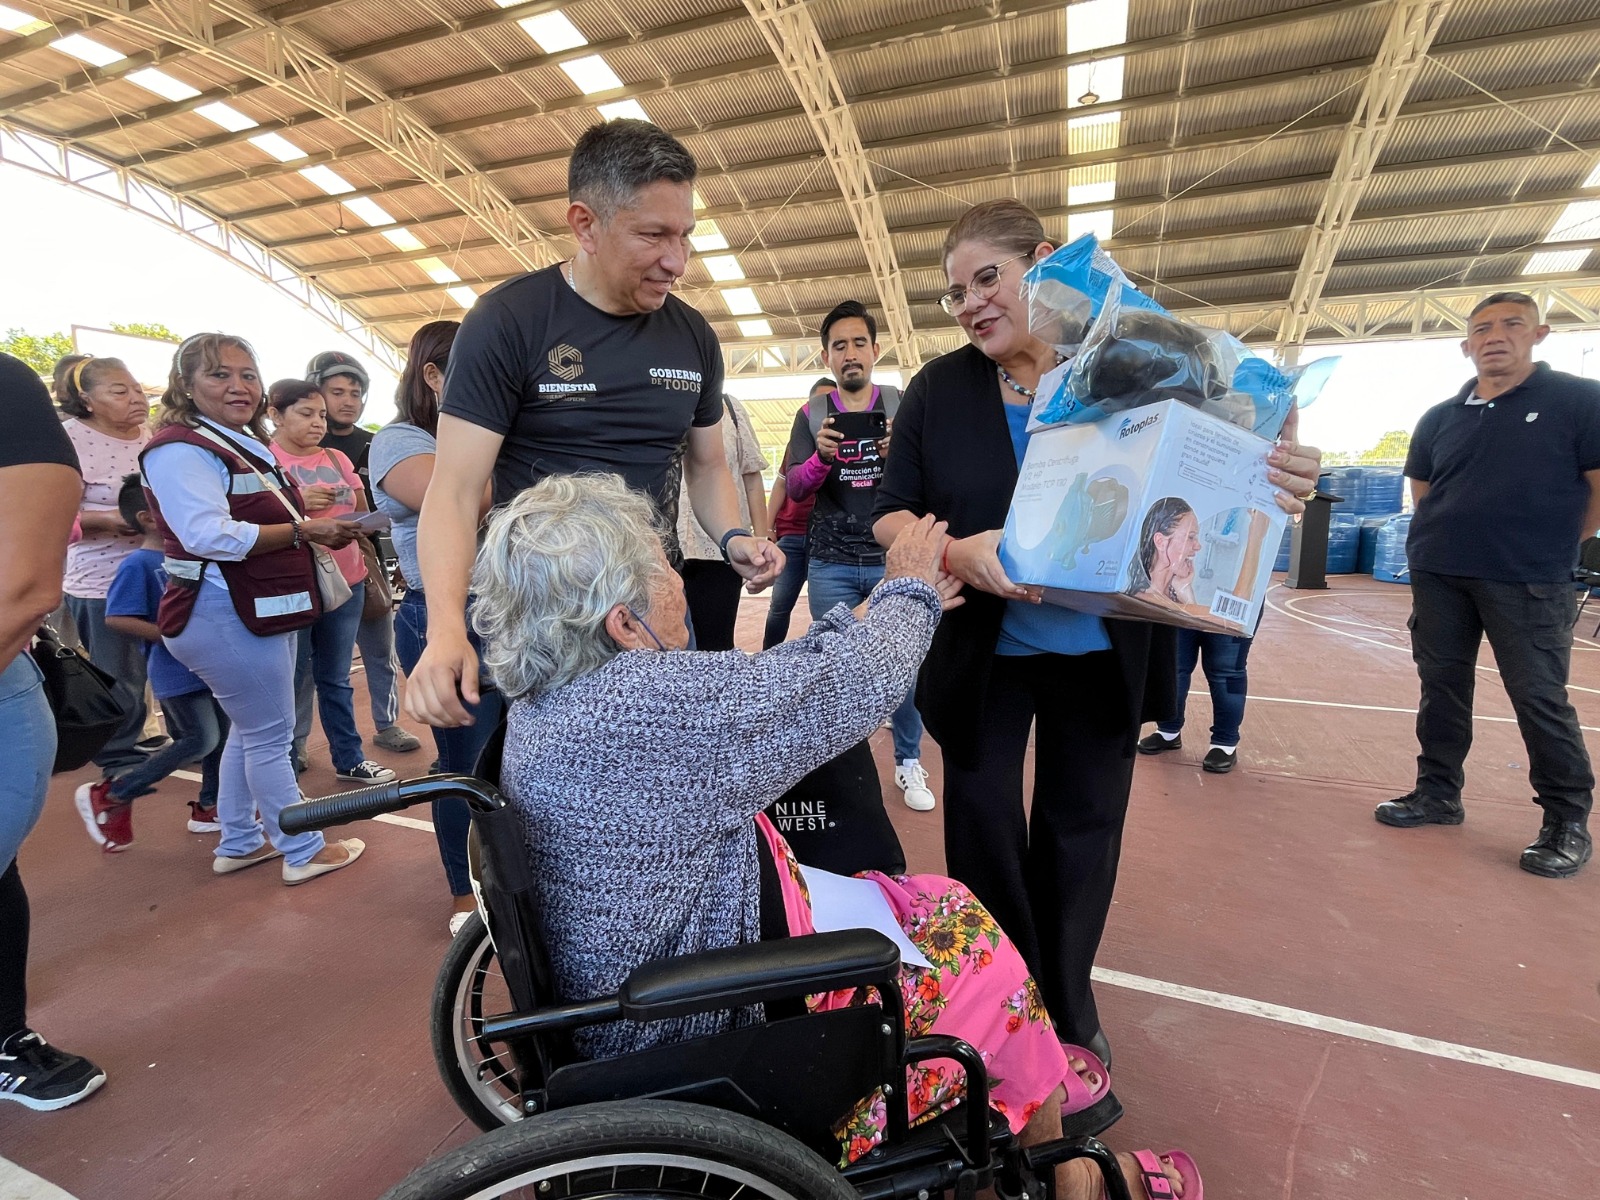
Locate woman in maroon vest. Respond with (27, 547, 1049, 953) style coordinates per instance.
(138, 334, 368, 885)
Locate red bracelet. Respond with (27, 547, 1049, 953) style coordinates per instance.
(941, 543, 951, 574)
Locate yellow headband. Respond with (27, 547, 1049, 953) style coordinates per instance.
(70, 356, 94, 395)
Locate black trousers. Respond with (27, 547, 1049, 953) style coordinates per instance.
(681, 560, 744, 652)
(940, 651, 1135, 1047)
(1410, 570, 1593, 822)
(0, 860, 29, 1039)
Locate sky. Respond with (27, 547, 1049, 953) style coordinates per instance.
(6, 161, 1600, 454)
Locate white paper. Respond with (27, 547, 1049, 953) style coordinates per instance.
(350, 510, 392, 533)
(799, 865, 933, 970)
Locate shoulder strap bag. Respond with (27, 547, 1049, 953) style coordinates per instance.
(191, 426, 353, 614)
(29, 623, 130, 774)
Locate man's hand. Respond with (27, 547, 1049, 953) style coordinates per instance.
(944, 528, 1036, 600)
(405, 627, 480, 728)
(730, 535, 785, 593)
(816, 416, 843, 464)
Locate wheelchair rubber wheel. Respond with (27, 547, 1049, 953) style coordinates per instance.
(379, 1099, 858, 1200)
(431, 911, 525, 1130)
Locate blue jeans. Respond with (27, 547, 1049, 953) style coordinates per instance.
(394, 589, 504, 897)
(0, 654, 54, 873)
(65, 593, 149, 775)
(163, 585, 324, 866)
(762, 534, 809, 649)
(807, 558, 923, 764)
(295, 584, 369, 773)
(109, 689, 229, 808)
(1159, 629, 1251, 748)
(295, 601, 402, 747)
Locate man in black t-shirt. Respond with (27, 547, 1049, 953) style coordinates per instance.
(784, 300, 932, 813)
(300, 349, 421, 757)
(407, 120, 783, 727)
(1376, 291, 1598, 877)
(307, 350, 374, 491)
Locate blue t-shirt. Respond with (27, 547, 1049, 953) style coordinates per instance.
(370, 421, 437, 590)
(996, 402, 1113, 658)
(104, 549, 209, 699)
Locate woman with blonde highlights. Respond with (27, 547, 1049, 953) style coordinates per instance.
(128, 333, 368, 885)
(58, 353, 153, 783)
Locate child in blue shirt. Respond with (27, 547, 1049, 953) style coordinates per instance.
(73, 475, 230, 852)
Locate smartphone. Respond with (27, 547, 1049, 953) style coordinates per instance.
(830, 409, 888, 442)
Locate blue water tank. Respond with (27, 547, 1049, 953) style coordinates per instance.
(1321, 467, 1406, 517)
(1273, 522, 1294, 572)
(1356, 514, 1399, 574)
(1374, 514, 1412, 583)
(1326, 512, 1361, 574)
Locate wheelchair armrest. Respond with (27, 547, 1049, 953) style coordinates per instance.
(619, 929, 900, 1022)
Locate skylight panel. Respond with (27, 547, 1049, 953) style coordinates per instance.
(721, 287, 761, 315)
(417, 257, 462, 285)
(0, 5, 48, 34)
(299, 165, 355, 194)
(126, 67, 200, 101)
(1524, 250, 1588, 274)
(690, 220, 728, 252)
(382, 229, 427, 252)
(703, 254, 744, 282)
(248, 132, 307, 162)
(195, 101, 257, 132)
(51, 34, 124, 67)
(343, 196, 395, 226)
(561, 55, 622, 95)
(447, 286, 479, 309)
(738, 319, 773, 337)
(518, 11, 587, 52)
(598, 100, 650, 122)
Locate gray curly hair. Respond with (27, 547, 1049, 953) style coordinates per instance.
(470, 473, 667, 700)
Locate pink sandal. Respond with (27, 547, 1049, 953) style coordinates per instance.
(1112, 1149, 1203, 1200)
(1059, 1042, 1122, 1137)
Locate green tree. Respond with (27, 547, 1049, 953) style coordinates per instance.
(110, 321, 182, 343)
(1359, 430, 1411, 464)
(0, 328, 74, 376)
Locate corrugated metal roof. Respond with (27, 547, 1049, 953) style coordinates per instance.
(9, 0, 1600, 362)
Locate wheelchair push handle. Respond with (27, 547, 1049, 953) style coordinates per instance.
(280, 773, 508, 835)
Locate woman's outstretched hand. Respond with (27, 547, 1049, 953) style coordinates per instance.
(886, 514, 966, 612)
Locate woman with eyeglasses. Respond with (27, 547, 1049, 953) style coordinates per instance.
(372, 320, 502, 936)
(872, 200, 1324, 1086)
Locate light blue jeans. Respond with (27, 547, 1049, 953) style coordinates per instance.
(807, 558, 924, 764)
(294, 584, 369, 773)
(0, 654, 54, 872)
(294, 600, 400, 750)
(165, 586, 325, 867)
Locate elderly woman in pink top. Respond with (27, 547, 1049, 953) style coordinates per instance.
(57, 354, 152, 780)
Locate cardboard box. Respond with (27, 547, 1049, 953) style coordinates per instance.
(999, 399, 1287, 635)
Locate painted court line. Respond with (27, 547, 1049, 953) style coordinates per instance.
(1245, 693, 1600, 735)
(1270, 589, 1600, 698)
(175, 761, 1600, 1092)
(1093, 967, 1600, 1092)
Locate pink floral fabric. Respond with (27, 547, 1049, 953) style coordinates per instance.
(753, 814, 1073, 1164)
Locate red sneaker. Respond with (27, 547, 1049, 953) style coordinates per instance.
(72, 780, 112, 848)
(187, 802, 221, 833)
(99, 798, 134, 853)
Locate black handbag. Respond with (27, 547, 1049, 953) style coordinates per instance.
(764, 739, 906, 876)
(29, 623, 131, 774)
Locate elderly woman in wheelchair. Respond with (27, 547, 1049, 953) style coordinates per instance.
(417, 471, 1199, 1200)
(282, 472, 1200, 1198)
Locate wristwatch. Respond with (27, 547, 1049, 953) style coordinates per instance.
(719, 528, 753, 563)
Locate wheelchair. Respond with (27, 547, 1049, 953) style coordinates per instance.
(281, 755, 1136, 1200)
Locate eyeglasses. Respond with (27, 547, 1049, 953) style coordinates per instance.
(938, 253, 1032, 316)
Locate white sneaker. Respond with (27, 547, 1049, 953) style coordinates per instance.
(895, 760, 936, 812)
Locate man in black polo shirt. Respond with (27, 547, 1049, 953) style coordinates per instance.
(1377, 291, 1600, 877)
(406, 120, 782, 727)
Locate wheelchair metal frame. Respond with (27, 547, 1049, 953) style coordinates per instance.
(283, 775, 1132, 1200)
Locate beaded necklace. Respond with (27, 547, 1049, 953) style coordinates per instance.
(996, 351, 1067, 399)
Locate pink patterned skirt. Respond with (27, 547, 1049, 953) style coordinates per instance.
(754, 815, 1075, 1164)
